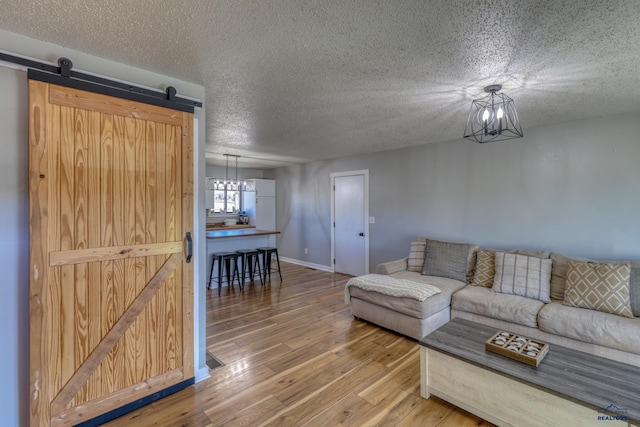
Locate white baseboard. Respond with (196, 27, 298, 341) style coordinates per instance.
(279, 256, 333, 272)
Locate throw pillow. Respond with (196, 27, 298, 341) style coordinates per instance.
(492, 252, 552, 302)
(564, 261, 633, 318)
(631, 268, 640, 317)
(407, 241, 426, 273)
(421, 239, 471, 282)
(550, 252, 592, 301)
(471, 250, 495, 287)
(551, 252, 640, 303)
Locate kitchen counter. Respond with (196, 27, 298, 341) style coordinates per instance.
(206, 228, 280, 239)
(206, 229, 280, 289)
(206, 223, 255, 231)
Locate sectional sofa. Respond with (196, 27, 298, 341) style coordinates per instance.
(345, 236, 640, 367)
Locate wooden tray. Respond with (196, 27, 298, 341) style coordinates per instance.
(485, 331, 549, 366)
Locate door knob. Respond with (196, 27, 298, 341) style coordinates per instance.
(359, 232, 364, 236)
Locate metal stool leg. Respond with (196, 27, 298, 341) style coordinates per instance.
(273, 249, 282, 280)
(247, 255, 254, 282)
(208, 255, 216, 290)
(214, 251, 239, 295)
(266, 251, 273, 280)
(257, 247, 281, 282)
(252, 254, 264, 285)
(233, 257, 241, 289)
(225, 257, 233, 288)
(222, 255, 239, 291)
(238, 253, 246, 285)
(260, 250, 268, 280)
(217, 256, 224, 295)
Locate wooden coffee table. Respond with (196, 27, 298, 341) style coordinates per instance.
(419, 318, 639, 427)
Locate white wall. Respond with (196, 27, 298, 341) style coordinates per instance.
(0, 30, 207, 426)
(269, 112, 640, 270)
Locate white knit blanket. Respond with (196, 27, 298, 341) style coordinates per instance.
(345, 274, 441, 303)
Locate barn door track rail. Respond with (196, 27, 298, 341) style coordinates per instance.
(1, 51, 201, 112)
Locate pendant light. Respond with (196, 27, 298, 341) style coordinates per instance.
(214, 154, 242, 190)
(463, 84, 523, 143)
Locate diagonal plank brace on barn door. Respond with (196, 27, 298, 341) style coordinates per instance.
(0, 50, 201, 111)
(49, 253, 182, 413)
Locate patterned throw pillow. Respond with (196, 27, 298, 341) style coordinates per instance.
(492, 252, 552, 302)
(407, 241, 426, 272)
(564, 261, 633, 318)
(421, 239, 471, 282)
(471, 250, 495, 287)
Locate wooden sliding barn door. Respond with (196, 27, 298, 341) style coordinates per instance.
(29, 80, 194, 426)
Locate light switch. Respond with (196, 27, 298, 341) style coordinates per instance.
(369, 216, 375, 224)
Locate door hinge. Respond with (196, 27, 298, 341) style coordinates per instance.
(333, 258, 336, 264)
(333, 222, 335, 227)
(333, 185, 335, 191)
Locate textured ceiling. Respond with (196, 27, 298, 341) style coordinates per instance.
(1, 1, 639, 168)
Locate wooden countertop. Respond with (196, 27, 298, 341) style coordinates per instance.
(206, 223, 255, 231)
(206, 228, 281, 239)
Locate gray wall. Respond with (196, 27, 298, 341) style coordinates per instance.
(0, 66, 29, 427)
(0, 31, 207, 426)
(269, 112, 640, 270)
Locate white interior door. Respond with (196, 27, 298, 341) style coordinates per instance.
(333, 172, 368, 276)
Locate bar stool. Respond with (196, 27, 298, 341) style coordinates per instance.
(236, 249, 264, 286)
(256, 247, 282, 281)
(209, 251, 241, 295)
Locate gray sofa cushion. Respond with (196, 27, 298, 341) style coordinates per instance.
(349, 271, 466, 319)
(417, 237, 479, 283)
(538, 301, 640, 355)
(422, 239, 478, 282)
(452, 285, 545, 328)
(631, 268, 640, 317)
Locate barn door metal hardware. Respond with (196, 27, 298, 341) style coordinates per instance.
(1, 50, 201, 112)
(58, 57, 72, 77)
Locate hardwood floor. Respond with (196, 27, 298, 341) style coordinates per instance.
(104, 262, 493, 426)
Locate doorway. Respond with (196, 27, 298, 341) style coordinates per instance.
(331, 170, 369, 276)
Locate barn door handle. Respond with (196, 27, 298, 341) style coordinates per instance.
(185, 232, 193, 263)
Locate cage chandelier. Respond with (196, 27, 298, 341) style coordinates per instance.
(463, 84, 523, 143)
(213, 154, 244, 191)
